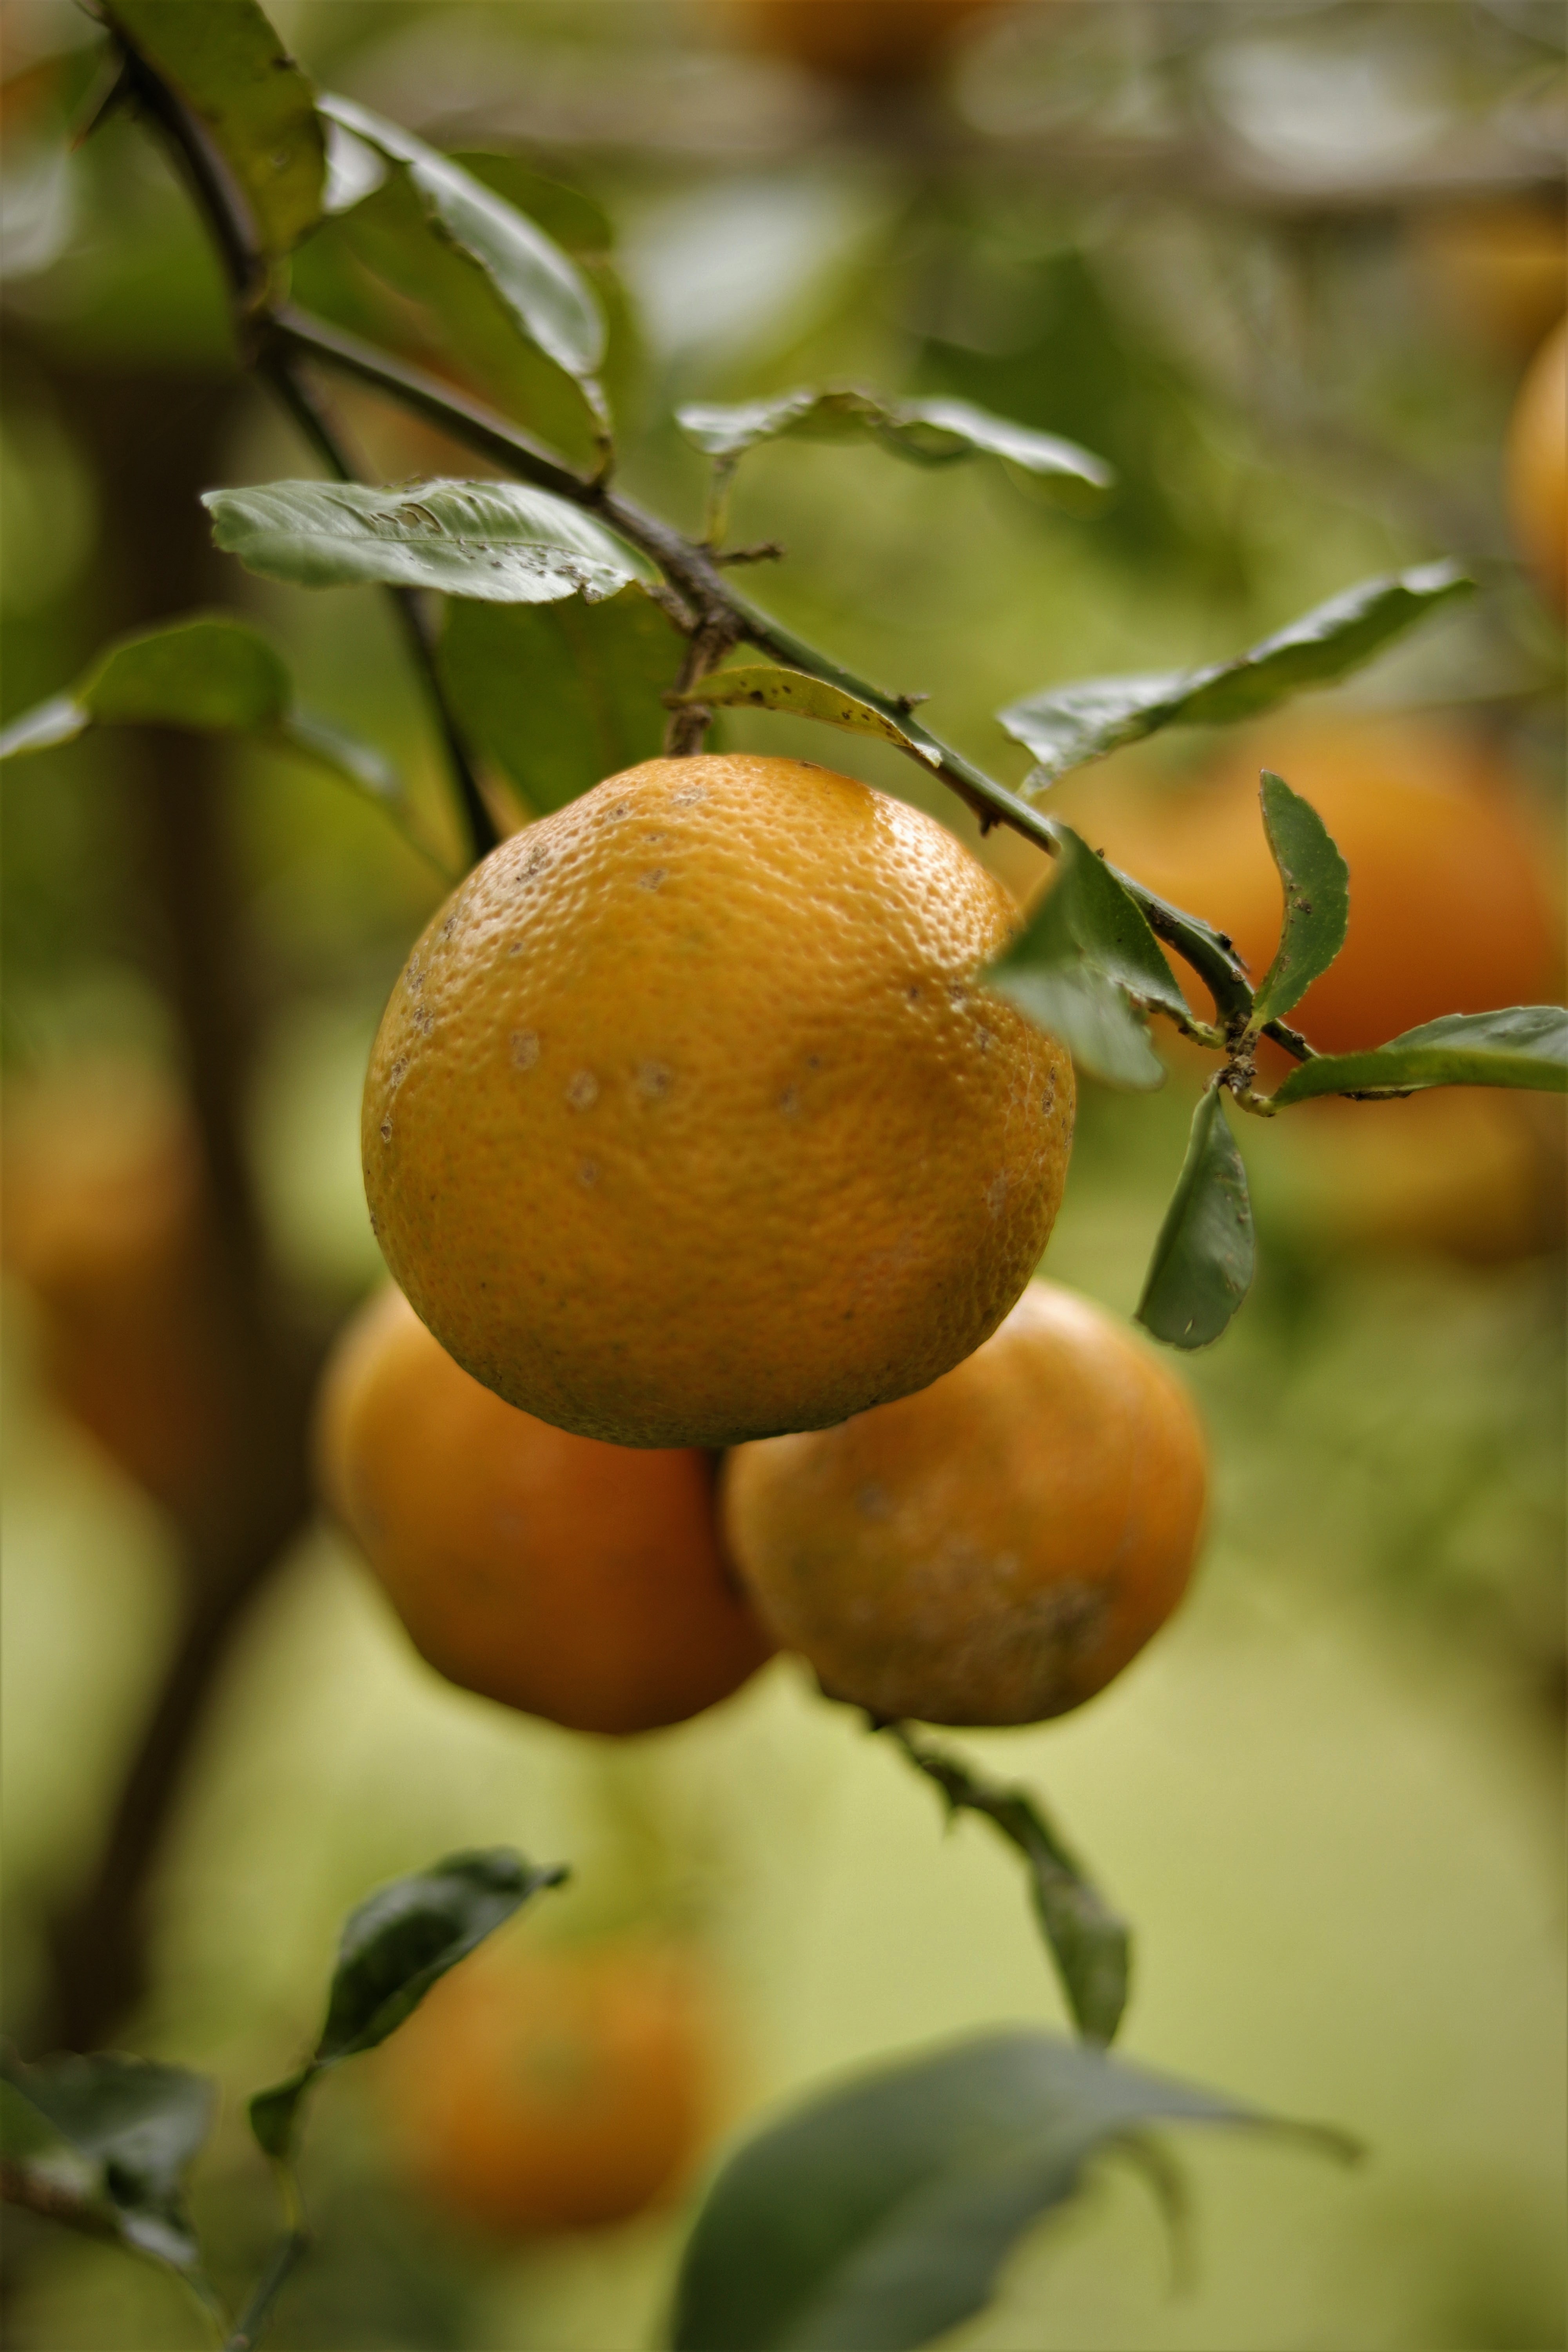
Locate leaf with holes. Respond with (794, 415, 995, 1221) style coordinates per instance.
(1137, 1087, 1255, 1349)
(671, 664, 944, 768)
(1250, 770, 1350, 1027)
(677, 387, 1109, 500)
(2, 2052, 216, 2276)
(103, 0, 325, 255)
(250, 1847, 566, 2163)
(1272, 1005, 1568, 1105)
(205, 478, 650, 603)
(999, 564, 1474, 789)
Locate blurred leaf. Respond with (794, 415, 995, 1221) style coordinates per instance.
(318, 94, 604, 385)
(1137, 1086, 1255, 1350)
(985, 824, 1187, 1088)
(204, 477, 650, 603)
(677, 387, 1110, 497)
(1250, 769, 1350, 1027)
(1272, 1007, 1568, 1105)
(103, 0, 325, 256)
(670, 2029, 1351, 2352)
(672, 664, 942, 767)
(1, 2052, 215, 2274)
(999, 564, 1475, 789)
(250, 1848, 566, 2163)
(886, 1728, 1129, 2044)
(439, 587, 677, 814)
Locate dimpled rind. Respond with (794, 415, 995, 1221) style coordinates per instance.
(363, 754, 1074, 1448)
(721, 1282, 1209, 1726)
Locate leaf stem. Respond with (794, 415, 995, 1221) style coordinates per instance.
(224, 2227, 309, 2352)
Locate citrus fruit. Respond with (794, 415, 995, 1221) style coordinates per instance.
(315, 1283, 773, 1734)
(1413, 201, 1568, 357)
(722, 1279, 1207, 1726)
(363, 754, 1074, 1450)
(1507, 315, 1567, 613)
(377, 1936, 710, 2235)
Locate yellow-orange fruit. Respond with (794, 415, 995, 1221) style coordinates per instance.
(363, 755, 1074, 1450)
(722, 1279, 1207, 1726)
(315, 1284, 772, 1734)
(1507, 315, 1567, 613)
(730, 0, 993, 80)
(378, 1938, 710, 2234)
(1413, 202, 1568, 357)
(1, 1063, 239, 1523)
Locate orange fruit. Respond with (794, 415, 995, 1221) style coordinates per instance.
(1, 1062, 240, 1524)
(722, 1279, 1207, 1726)
(728, 0, 994, 81)
(315, 1283, 773, 1733)
(1507, 315, 1567, 614)
(1413, 202, 1568, 358)
(378, 1936, 711, 2234)
(363, 754, 1074, 1450)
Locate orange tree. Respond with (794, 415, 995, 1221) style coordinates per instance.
(0, 5, 1562, 2348)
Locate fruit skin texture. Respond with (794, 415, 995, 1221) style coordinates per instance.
(1507, 315, 1567, 614)
(377, 1938, 710, 2235)
(363, 754, 1074, 1450)
(315, 1284, 773, 1734)
(722, 1279, 1207, 1727)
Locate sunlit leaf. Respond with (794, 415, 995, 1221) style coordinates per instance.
(999, 564, 1475, 789)
(677, 386, 1110, 498)
(1250, 769, 1350, 1027)
(670, 2029, 1352, 2352)
(985, 824, 1187, 1087)
(673, 663, 943, 767)
(103, 0, 325, 256)
(1272, 1006, 1568, 1104)
(318, 94, 604, 382)
(1137, 1086, 1255, 1350)
(205, 477, 650, 603)
(250, 1847, 566, 2163)
(439, 587, 678, 814)
(1, 2052, 215, 2275)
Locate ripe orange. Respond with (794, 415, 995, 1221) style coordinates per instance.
(729, 0, 993, 80)
(0, 1062, 239, 1524)
(1507, 315, 1567, 613)
(315, 1283, 773, 1734)
(378, 1936, 711, 2234)
(363, 754, 1074, 1450)
(722, 1279, 1207, 1726)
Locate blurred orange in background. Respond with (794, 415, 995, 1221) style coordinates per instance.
(1507, 316, 1568, 616)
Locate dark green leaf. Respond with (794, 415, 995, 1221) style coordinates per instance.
(670, 2029, 1351, 2352)
(886, 1728, 1128, 2044)
(1, 2052, 214, 2274)
(1251, 770, 1350, 1026)
(999, 564, 1475, 789)
(318, 95, 604, 382)
(439, 587, 678, 815)
(1272, 1006, 1568, 1105)
(674, 664, 944, 768)
(1137, 1087, 1255, 1350)
(984, 824, 1187, 1088)
(250, 1847, 566, 2163)
(103, 0, 325, 256)
(204, 478, 649, 603)
(677, 387, 1110, 498)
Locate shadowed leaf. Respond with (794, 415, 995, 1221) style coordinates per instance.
(2, 2053, 215, 2275)
(1137, 1086, 1254, 1348)
(1272, 1005, 1568, 1104)
(1251, 769, 1350, 1026)
(672, 664, 943, 766)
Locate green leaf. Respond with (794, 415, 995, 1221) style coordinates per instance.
(250, 1847, 566, 2164)
(318, 95, 604, 383)
(1, 2052, 215, 2274)
(439, 587, 678, 815)
(103, 0, 325, 257)
(677, 387, 1110, 497)
(673, 664, 945, 768)
(999, 564, 1475, 789)
(670, 2029, 1351, 2352)
(984, 824, 1188, 1088)
(1272, 1006, 1568, 1105)
(886, 1728, 1129, 2045)
(1250, 770, 1350, 1027)
(204, 477, 650, 603)
(1137, 1086, 1255, 1350)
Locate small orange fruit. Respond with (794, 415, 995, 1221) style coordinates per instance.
(363, 754, 1074, 1450)
(315, 1283, 772, 1734)
(722, 1279, 1207, 1726)
(1506, 314, 1567, 613)
(379, 1937, 711, 2235)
